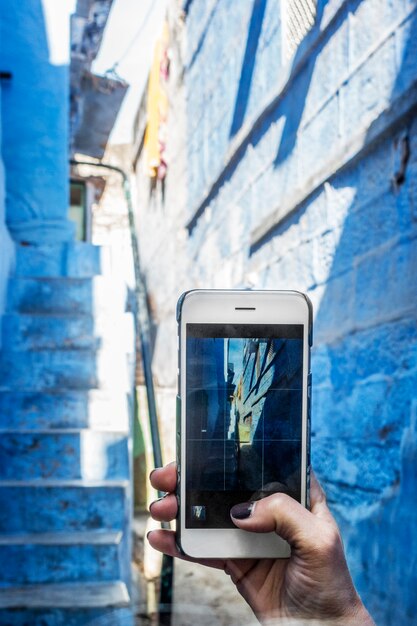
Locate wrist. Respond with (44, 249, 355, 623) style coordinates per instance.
(338, 599, 375, 626)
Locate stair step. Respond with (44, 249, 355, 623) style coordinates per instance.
(2, 312, 134, 352)
(0, 580, 130, 609)
(7, 276, 128, 315)
(0, 432, 129, 480)
(3, 243, 134, 616)
(14, 242, 109, 279)
(0, 481, 129, 533)
(0, 607, 134, 626)
(0, 531, 123, 545)
(0, 531, 124, 586)
(0, 390, 131, 431)
(0, 349, 132, 391)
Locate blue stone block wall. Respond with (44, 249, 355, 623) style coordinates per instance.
(179, 1, 417, 622)
(135, 0, 417, 623)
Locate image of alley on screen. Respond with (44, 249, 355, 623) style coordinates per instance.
(185, 323, 304, 529)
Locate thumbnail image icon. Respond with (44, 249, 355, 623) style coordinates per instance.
(191, 505, 206, 521)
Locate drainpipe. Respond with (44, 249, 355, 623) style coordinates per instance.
(70, 159, 173, 626)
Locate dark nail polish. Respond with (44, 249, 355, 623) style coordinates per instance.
(149, 493, 168, 512)
(230, 501, 255, 519)
(149, 468, 160, 481)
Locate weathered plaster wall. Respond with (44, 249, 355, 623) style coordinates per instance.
(0, 0, 74, 244)
(135, 1, 417, 622)
(0, 84, 15, 323)
(134, 3, 189, 463)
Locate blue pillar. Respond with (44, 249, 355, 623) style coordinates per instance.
(0, 84, 16, 318)
(0, 0, 74, 244)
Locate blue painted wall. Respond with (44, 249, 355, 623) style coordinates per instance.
(0, 0, 74, 244)
(178, 0, 417, 623)
(0, 84, 15, 321)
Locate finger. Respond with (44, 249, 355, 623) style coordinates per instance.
(310, 470, 326, 507)
(230, 492, 319, 551)
(310, 471, 336, 524)
(147, 529, 225, 570)
(149, 493, 178, 522)
(150, 462, 177, 493)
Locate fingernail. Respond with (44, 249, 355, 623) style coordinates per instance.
(146, 531, 153, 540)
(149, 493, 168, 512)
(149, 468, 160, 481)
(230, 501, 256, 519)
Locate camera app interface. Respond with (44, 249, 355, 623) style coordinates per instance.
(186, 323, 304, 529)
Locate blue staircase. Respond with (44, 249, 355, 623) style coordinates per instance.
(0, 243, 135, 625)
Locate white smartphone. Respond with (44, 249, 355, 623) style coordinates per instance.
(176, 289, 312, 559)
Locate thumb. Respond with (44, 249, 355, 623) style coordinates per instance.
(230, 493, 318, 551)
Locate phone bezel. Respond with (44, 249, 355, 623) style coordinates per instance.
(178, 289, 311, 559)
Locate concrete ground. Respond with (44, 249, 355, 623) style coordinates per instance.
(133, 514, 256, 626)
(172, 558, 256, 626)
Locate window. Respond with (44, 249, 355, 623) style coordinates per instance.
(69, 180, 87, 241)
(283, 0, 317, 59)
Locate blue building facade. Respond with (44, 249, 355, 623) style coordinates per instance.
(181, 1, 417, 622)
(134, 0, 417, 623)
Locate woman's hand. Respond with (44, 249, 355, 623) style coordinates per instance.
(148, 463, 375, 625)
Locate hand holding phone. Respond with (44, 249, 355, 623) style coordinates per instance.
(148, 465, 376, 625)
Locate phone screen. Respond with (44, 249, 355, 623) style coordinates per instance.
(185, 323, 304, 529)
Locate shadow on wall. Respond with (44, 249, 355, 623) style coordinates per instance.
(229, 0, 269, 138)
(188, 0, 349, 233)
(228, 0, 351, 162)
